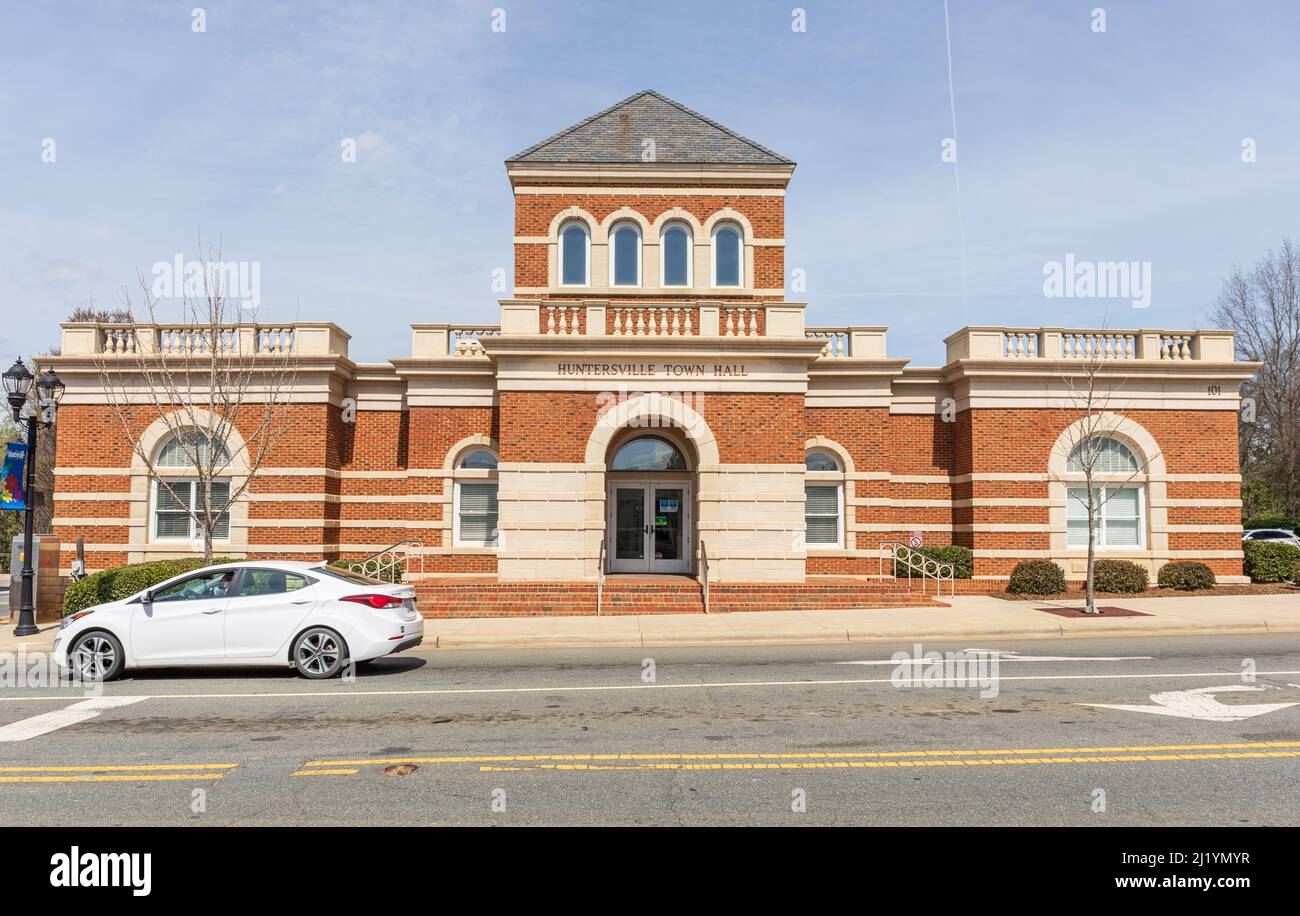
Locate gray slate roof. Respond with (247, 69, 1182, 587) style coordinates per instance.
(508, 90, 793, 166)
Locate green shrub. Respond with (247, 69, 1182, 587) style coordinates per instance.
(1007, 560, 1067, 595)
(896, 545, 973, 579)
(1241, 516, 1300, 535)
(62, 557, 236, 615)
(1157, 561, 1216, 591)
(1091, 559, 1148, 593)
(1243, 540, 1300, 583)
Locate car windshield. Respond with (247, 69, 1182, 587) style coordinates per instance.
(314, 565, 387, 586)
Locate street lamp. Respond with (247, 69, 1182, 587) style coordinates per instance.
(4, 358, 64, 636)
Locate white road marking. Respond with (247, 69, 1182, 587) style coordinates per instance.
(0, 697, 147, 742)
(836, 649, 1155, 666)
(1083, 685, 1299, 722)
(1, 670, 1300, 703)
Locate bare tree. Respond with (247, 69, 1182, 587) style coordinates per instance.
(1210, 239, 1300, 517)
(91, 245, 296, 564)
(1053, 339, 1156, 614)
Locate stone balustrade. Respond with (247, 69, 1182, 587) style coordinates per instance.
(60, 322, 350, 358)
(411, 300, 815, 356)
(804, 327, 888, 359)
(944, 327, 1235, 364)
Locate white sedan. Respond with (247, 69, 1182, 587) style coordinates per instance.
(53, 561, 424, 680)
(1242, 528, 1300, 549)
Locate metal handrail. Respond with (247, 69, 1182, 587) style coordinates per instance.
(347, 540, 424, 583)
(879, 542, 955, 597)
(700, 538, 710, 614)
(596, 537, 606, 617)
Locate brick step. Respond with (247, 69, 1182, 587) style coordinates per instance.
(414, 579, 949, 618)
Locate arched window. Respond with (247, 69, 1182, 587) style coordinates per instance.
(661, 223, 692, 287)
(804, 449, 844, 548)
(609, 222, 641, 286)
(560, 221, 589, 286)
(1064, 437, 1145, 549)
(712, 223, 742, 287)
(152, 430, 231, 541)
(454, 446, 499, 547)
(611, 436, 688, 471)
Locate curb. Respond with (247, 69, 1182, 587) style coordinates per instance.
(421, 620, 1296, 651)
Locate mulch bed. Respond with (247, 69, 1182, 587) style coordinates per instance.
(1035, 605, 1151, 618)
(1005, 583, 1299, 601)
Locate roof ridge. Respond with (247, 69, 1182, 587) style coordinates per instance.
(506, 89, 792, 165)
(637, 90, 792, 164)
(507, 89, 658, 163)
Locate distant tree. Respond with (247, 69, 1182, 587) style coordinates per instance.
(1211, 239, 1300, 517)
(67, 305, 132, 324)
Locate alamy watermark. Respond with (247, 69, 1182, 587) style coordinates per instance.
(1042, 254, 1150, 309)
(150, 254, 261, 311)
(890, 643, 1000, 698)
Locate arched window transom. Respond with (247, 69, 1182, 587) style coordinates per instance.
(1066, 437, 1139, 474)
(805, 450, 840, 472)
(611, 437, 688, 472)
(458, 448, 499, 470)
(156, 430, 230, 468)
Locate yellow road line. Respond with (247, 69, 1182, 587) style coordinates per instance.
(0, 764, 237, 773)
(290, 768, 359, 777)
(299, 739, 1300, 768)
(478, 750, 1300, 772)
(0, 773, 228, 783)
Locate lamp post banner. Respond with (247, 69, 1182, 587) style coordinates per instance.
(1, 441, 27, 510)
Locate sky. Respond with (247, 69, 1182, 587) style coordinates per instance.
(2, 0, 1298, 366)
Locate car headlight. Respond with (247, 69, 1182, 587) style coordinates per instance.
(60, 609, 95, 629)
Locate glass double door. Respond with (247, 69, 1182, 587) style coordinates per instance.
(608, 482, 690, 574)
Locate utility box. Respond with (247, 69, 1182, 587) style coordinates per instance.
(8, 535, 64, 624)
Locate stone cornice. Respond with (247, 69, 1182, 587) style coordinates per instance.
(938, 358, 1261, 385)
(481, 333, 828, 362)
(505, 161, 795, 188)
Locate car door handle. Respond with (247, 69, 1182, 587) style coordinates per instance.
(290, 599, 312, 605)
(202, 608, 223, 615)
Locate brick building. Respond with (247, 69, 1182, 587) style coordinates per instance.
(48, 91, 1256, 615)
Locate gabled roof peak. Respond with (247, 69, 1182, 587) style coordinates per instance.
(508, 90, 793, 167)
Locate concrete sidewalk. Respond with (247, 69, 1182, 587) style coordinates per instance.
(3, 594, 1299, 654)
(418, 593, 1300, 649)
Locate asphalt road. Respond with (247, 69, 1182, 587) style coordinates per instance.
(1, 633, 1298, 825)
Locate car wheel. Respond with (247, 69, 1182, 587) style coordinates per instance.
(69, 631, 125, 681)
(291, 627, 348, 679)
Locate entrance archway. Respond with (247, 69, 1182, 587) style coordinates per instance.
(585, 393, 719, 578)
(605, 434, 693, 574)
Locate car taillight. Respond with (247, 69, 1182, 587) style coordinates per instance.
(340, 594, 404, 609)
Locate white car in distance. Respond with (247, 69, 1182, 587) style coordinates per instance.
(1241, 529, 1300, 549)
(53, 561, 424, 681)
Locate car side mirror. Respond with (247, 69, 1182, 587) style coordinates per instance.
(142, 590, 154, 604)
